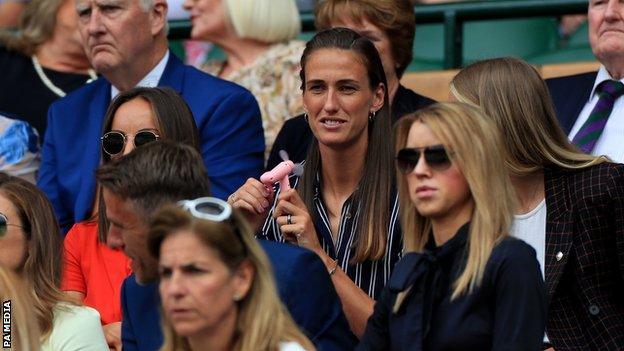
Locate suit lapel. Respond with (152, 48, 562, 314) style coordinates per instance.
(77, 79, 111, 222)
(158, 52, 185, 93)
(544, 168, 574, 302)
(559, 72, 597, 134)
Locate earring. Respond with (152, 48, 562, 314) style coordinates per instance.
(233, 293, 243, 302)
(368, 110, 376, 123)
(303, 113, 308, 123)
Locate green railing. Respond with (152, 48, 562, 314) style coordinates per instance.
(168, 0, 589, 69)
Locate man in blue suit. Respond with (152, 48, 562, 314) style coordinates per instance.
(547, 0, 624, 163)
(38, 0, 264, 232)
(97, 141, 356, 351)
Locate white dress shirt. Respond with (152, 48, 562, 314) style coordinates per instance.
(110, 51, 170, 99)
(568, 65, 624, 162)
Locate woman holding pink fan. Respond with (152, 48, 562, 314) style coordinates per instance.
(229, 28, 402, 338)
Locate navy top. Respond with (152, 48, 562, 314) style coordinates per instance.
(358, 223, 547, 351)
(260, 170, 403, 300)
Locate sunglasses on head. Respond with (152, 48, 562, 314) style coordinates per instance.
(396, 144, 452, 174)
(101, 129, 160, 157)
(177, 197, 247, 255)
(0, 212, 24, 238)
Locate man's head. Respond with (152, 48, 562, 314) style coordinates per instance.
(75, 0, 168, 80)
(96, 141, 210, 284)
(589, 0, 624, 78)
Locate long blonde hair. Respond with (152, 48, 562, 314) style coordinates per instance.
(394, 103, 516, 301)
(0, 265, 41, 351)
(0, 173, 72, 338)
(450, 57, 607, 176)
(148, 207, 315, 351)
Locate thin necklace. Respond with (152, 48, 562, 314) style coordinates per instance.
(31, 55, 97, 97)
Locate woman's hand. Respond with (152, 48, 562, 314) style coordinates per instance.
(274, 189, 322, 252)
(102, 322, 122, 351)
(228, 178, 273, 232)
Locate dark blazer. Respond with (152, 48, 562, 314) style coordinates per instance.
(265, 85, 435, 170)
(120, 240, 357, 351)
(546, 71, 597, 134)
(38, 53, 265, 233)
(544, 163, 624, 350)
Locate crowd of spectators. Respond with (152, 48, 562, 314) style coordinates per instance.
(0, 0, 622, 350)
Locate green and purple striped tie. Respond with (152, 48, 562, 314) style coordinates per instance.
(572, 79, 624, 153)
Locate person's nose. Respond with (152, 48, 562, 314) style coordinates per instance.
(413, 151, 431, 177)
(322, 88, 339, 114)
(164, 270, 187, 299)
(85, 8, 105, 36)
(605, 0, 622, 21)
(122, 135, 135, 156)
(182, 0, 193, 11)
(106, 226, 125, 250)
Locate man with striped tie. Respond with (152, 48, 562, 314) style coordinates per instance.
(547, 0, 624, 162)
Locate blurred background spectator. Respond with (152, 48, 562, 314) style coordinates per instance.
(0, 173, 108, 350)
(0, 112, 39, 183)
(184, 0, 304, 160)
(0, 0, 95, 138)
(0, 0, 26, 29)
(149, 199, 315, 351)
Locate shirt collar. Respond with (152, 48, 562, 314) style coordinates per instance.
(110, 51, 170, 99)
(590, 65, 624, 99)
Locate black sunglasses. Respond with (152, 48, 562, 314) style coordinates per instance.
(396, 144, 452, 174)
(0, 212, 24, 238)
(101, 129, 160, 157)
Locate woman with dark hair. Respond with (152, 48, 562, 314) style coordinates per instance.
(266, 0, 435, 170)
(0, 173, 108, 350)
(230, 28, 402, 337)
(61, 87, 200, 350)
(451, 57, 624, 350)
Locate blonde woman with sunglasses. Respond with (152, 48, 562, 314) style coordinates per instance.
(0, 172, 108, 350)
(358, 103, 546, 350)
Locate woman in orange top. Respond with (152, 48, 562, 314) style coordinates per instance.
(61, 87, 201, 350)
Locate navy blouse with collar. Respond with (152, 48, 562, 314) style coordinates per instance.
(260, 170, 403, 300)
(357, 223, 547, 351)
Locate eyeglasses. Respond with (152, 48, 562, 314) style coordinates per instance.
(0, 212, 24, 238)
(177, 197, 247, 255)
(396, 144, 453, 174)
(101, 129, 160, 157)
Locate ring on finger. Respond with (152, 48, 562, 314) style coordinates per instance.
(287, 214, 293, 225)
(228, 193, 237, 203)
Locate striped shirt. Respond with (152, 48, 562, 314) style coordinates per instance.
(260, 171, 403, 300)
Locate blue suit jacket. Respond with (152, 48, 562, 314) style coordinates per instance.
(121, 240, 357, 351)
(38, 53, 264, 232)
(546, 71, 597, 134)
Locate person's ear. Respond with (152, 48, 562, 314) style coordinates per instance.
(149, 0, 168, 37)
(371, 82, 385, 112)
(232, 260, 254, 302)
